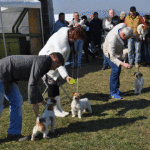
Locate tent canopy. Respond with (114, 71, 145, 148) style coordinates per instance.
(0, 0, 43, 57)
(0, 0, 41, 8)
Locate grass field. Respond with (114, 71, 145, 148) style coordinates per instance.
(0, 58, 150, 150)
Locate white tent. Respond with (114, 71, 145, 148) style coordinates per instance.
(0, 0, 44, 57)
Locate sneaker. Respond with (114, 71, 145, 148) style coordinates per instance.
(101, 66, 109, 70)
(110, 93, 123, 99)
(7, 133, 25, 141)
(135, 64, 139, 68)
(117, 90, 125, 96)
(18, 135, 31, 141)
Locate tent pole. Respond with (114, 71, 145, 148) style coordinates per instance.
(0, 8, 7, 57)
(40, 8, 44, 46)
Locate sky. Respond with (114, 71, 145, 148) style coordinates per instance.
(53, 0, 150, 20)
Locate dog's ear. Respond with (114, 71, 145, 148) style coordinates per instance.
(139, 73, 143, 77)
(51, 98, 57, 105)
(73, 92, 75, 95)
(80, 94, 82, 96)
(134, 72, 137, 75)
(44, 97, 49, 101)
(39, 118, 46, 123)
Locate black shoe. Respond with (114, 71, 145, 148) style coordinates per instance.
(147, 63, 150, 67)
(101, 66, 109, 70)
(7, 133, 25, 141)
(18, 135, 31, 141)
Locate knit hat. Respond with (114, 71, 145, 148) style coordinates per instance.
(94, 12, 98, 15)
(120, 11, 126, 17)
(130, 6, 136, 12)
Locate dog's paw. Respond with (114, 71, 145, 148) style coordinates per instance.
(72, 115, 75, 117)
(78, 116, 81, 119)
(31, 138, 34, 141)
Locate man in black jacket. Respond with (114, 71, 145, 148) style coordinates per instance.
(0, 53, 64, 141)
(81, 15, 95, 63)
(89, 12, 103, 58)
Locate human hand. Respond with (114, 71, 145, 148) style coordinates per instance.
(121, 62, 132, 69)
(66, 76, 73, 84)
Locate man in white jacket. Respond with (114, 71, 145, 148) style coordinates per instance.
(103, 23, 137, 99)
(39, 26, 86, 117)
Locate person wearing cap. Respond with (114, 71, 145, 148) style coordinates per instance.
(125, 6, 147, 67)
(89, 12, 103, 59)
(119, 11, 126, 23)
(103, 23, 135, 99)
(102, 9, 120, 70)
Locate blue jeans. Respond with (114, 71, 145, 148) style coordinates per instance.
(103, 55, 109, 67)
(0, 80, 23, 135)
(128, 38, 141, 65)
(71, 39, 83, 67)
(104, 56, 121, 94)
(144, 42, 150, 64)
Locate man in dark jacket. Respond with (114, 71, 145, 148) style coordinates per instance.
(81, 15, 95, 63)
(89, 12, 103, 58)
(0, 53, 64, 141)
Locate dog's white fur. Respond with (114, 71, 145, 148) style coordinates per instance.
(134, 72, 144, 94)
(122, 48, 128, 62)
(105, 19, 114, 30)
(137, 24, 148, 40)
(71, 93, 92, 119)
(31, 98, 56, 141)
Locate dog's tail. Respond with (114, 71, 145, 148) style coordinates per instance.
(36, 117, 46, 132)
(36, 117, 40, 125)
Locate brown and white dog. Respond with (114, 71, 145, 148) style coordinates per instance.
(71, 93, 92, 119)
(134, 72, 144, 94)
(31, 98, 57, 141)
(137, 24, 148, 41)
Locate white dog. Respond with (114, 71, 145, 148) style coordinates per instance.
(134, 72, 144, 94)
(71, 93, 92, 119)
(105, 19, 114, 30)
(31, 98, 56, 141)
(122, 48, 128, 62)
(137, 24, 148, 40)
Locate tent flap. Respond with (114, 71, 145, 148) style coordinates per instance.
(0, 0, 41, 8)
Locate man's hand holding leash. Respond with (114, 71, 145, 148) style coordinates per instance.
(121, 62, 132, 69)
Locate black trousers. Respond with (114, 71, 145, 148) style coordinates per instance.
(42, 75, 59, 97)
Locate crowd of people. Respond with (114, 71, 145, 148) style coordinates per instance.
(0, 6, 150, 142)
(53, 6, 150, 69)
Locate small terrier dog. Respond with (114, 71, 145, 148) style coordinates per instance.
(71, 92, 92, 119)
(134, 72, 144, 94)
(137, 24, 148, 40)
(31, 98, 57, 141)
(105, 19, 114, 30)
(122, 48, 128, 62)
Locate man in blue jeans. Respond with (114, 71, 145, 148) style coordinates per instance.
(103, 23, 138, 99)
(0, 53, 64, 141)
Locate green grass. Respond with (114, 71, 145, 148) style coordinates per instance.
(0, 58, 150, 150)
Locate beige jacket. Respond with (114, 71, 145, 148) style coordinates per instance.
(103, 23, 128, 67)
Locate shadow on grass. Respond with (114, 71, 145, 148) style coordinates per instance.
(82, 92, 110, 101)
(124, 86, 150, 96)
(91, 99, 150, 117)
(53, 116, 147, 138)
